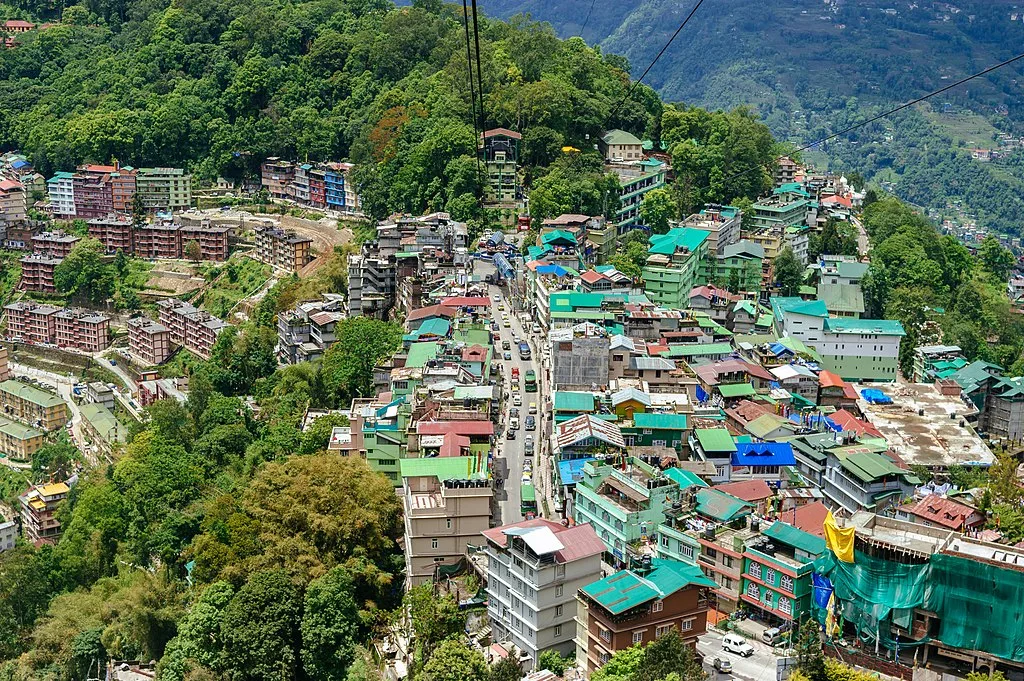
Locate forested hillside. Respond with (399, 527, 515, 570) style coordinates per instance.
(482, 0, 1024, 234)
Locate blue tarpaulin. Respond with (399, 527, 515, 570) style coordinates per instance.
(861, 388, 892, 404)
(695, 385, 709, 403)
(730, 442, 797, 467)
(536, 264, 568, 277)
(812, 573, 834, 609)
(557, 457, 596, 485)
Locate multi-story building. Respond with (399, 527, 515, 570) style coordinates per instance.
(253, 225, 313, 273)
(156, 299, 230, 360)
(179, 223, 230, 261)
(748, 186, 812, 232)
(0, 417, 45, 463)
(133, 221, 181, 259)
(912, 344, 966, 383)
(599, 129, 644, 163)
(5, 301, 58, 344)
(481, 128, 521, 205)
(260, 157, 294, 199)
(0, 519, 16, 551)
(682, 205, 742, 256)
(348, 249, 397, 319)
(740, 522, 824, 624)
(72, 165, 116, 218)
(109, 167, 137, 214)
(277, 294, 346, 364)
(32, 230, 79, 257)
(290, 163, 312, 203)
(46, 171, 75, 217)
(576, 558, 716, 678)
(0, 379, 67, 430)
(573, 457, 681, 568)
(85, 381, 116, 410)
(79, 402, 125, 457)
(128, 316, 173, 365)
(19, 254, 61, 293)
(642, 228, 711, 309)
(821, 448, 918, 514)
(87, 214, 134, 253)
(550, 323, 610, 390)
(324, 162, 357, 212)
(400, 457, 492, 587)
(484, 520, 604, 670)
(609, 159, 669, 229)
(135, 167, 192, 211)
(54, 308, 111, 352)
(19, 481, 70, 546)
(0, 178, 27, 225)
(774, 157, 799, 186)
(308, 166, 326, 208)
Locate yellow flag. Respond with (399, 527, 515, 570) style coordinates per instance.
(824, 510, 855, 563)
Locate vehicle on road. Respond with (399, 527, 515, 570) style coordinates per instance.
(509, 417, 520, 430)
(518, 342, 531, 360)
(525, 370, 537, 392)
(502, 318, 511, 328)
(503, 351, 512, 360)
(524, 437, 534, 455)
(511, 367, 520, 380)
(525, 416, 535, 430)
(506, 429, 516, 440)
(521, 482, 536, 517)
(510, 408, 520, 418)
(532, 323, 541, 334)
(502, 340, 511, 350)
(512, 394, 522, 406)
(712, 658, 732, 673)
(528, 402, 537, 414)
(761, 627, 787, 645)
(494, 293, 502, 302)
(722, 633, 754, 657)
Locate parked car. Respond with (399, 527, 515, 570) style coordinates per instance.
(509, 418, 520, 430)
(531, 323, 541, 334)
(512, 394, 522, 406)
(510, 408, 520, 418)
(712, 658, 733, 673)
(722, 633, 754, 657)
(494, 293, 502, 302)
(502, 340, 511, 350)
(761, 627, 786, 645)
(525, 416, 536, 430)
(528, 402, 537, 414)
(506, 429, 516, 440)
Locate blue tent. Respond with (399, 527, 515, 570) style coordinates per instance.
(861, 388, 892, 404)
(536, 264, 568, 277)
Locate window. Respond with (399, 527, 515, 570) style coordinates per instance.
(765, 567, 776, 585)
(704, 547, 718, 560)
(555, 585, 564, 597)
(555, 625, 563, 637)
(746, 583, 760, 600)
(514, 556, 523, 568)
(642, 429, 653, 435)
(722, 555, 733, 568)
(682, 618, 694, 632)
(748, 562, 761, 579)
(556, 564, 566, 579)
(632, 631, 644, 644)
(600, 628, 612, 643)
(779, 597, 792, 615)
(379, 459, 397, 467)
(431, 538, 438, 549)
(780, 574, 794, 593)
(446, 518, 452, 530)
(656, 624, 675, 638)
(661, 534, 670, 548)
(556, 605, 563, 617)
(652, 600, 664, 613)
(680, 544, 695, 561)
(600, 653, 611, 665)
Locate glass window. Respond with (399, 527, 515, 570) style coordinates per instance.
(656, 624, 675, 638)
(779, 597, 792, 615)
(682, 618, 694, 632)
(555, 605, 563, 617)
(765, 567, 776, 585)
(746, 583, 760, 600)
(632, 631, 643, 644)
(748, 562, 761, 579)
(555, 585, 563, 597)
(780, 574, 794, 592)
(554, 625, 562, 637)
(600, 628, 611, 643)
(431, 538, 438, 549)
(652, 600, 664, 613)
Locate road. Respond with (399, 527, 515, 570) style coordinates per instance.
(697, 629, 784, 681)
(852, 215, 869, 258)
(477, 256, 542, 525)
(8, 362, 93, 464)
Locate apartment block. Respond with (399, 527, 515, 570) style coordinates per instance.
(682, 205, 742, 256)
(157, 299, 229, 360)
(0, 520, 15, 552)
(400, 457, 492, 587)
(5, 301, 59, 343)
(79, 402, 125, 458)
(0, 379, 68, 430)
(0, 178, 27, 225)
(109, 167, 137, 214)
(576, 558, 716, 678)
(483, 520, 604, 670)
(253, 225, 313, 273)
(481, 128, 521, 205)
(135, 167, 192, 211)
(642, 228, 711, 309)
(85, 381, 115, 410)
(46, 171, 75, 217)
(260, 158, 294, 199)
(740, 522, 825, 624)
(72, 165, 116, 218)
(179, 223, 230, 261)
(0, 417, 45, 462)
(308, 167, 326, 207)
(4, 221, 40, 250)
(32, 230, 80, 257)
(290, 163, 312, 204)
(54, 308, 111, 352)
(324, 162, 357, 211)
(128, 316, 173, 365)
(87, 214, 134, 254)
(277, 294, 345, 364)
(19, 481, 70, 546)
(133, 221, 181, 259)
(609, 159, 669, 229)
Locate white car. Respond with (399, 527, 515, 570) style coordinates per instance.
(494, 293, 502, 302)
(512, 394, 522, 406)
(722, 633, 754, 657)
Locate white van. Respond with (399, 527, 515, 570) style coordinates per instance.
(722, 633, 754, 657)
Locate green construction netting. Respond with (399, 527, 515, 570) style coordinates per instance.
(813, 550, 1024, 662)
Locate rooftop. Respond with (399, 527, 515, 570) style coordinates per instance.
(647, 228, 710, 257)
(580, 558, 716, 615)
(0, 380, 64, 408)
(854, 382, 994, 468)
(824, 317, 906, 336)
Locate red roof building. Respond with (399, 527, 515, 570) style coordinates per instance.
(714, 480, 774, 503)
(440, 296, 491, 308)
(901, 494, 985, 532)
(818, 370, 858, 401)
(482, 127, 522, 140)
(829, 408, 882, 438)
(406, 304, 457, 322)
(789, 500, 829, 537)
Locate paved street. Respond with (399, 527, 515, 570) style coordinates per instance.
(476, 246, 543, 525)
(697, 629, 785, 681)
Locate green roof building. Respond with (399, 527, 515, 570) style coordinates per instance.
(740, 521, 825, 623)
(642, 227, 711, 309)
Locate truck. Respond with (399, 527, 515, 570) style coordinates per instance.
(525, 369, 537, 392)
(520, 482, 537, 518)
(518, 342, 531, 360)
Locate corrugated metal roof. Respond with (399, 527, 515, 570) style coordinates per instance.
(581, 558, 716, 614)
(762, 521, 826, 556)
(695, 428, 736, 452)
(695, 488, 752, 522)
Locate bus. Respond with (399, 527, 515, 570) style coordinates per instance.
(518, 342, 531, 360)
(525, 369, 537, 392)
(520, 482, 537, 518)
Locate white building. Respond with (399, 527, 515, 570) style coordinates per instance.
(483, 520, 604, 671)
(46, 172, 75, 217)
(0, 519, 16, 551)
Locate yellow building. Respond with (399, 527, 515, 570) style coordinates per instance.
(0, 417, 45, 462)
(0, 379, 69, 431)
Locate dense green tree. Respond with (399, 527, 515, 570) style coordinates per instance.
(299, 413, 350, 455)
(978, 235, 1016, 283)
(591, 644, 644, 681)
(638, 188, 677, 234)
(321, 318, 402, 403)
(536, 650, 569, 677)
(300, 566, 361, 681)
(794, 616, 825, 681)
(53, 237, 116, 304)
(630, 629, 705, 681)
(31, 435, 79, 480)
(773, 247, 805, 296)
(420, 640, 488, 681)
(405, 584, 465, 662)
(221, 570, 302, 681)
(488, 656, 522, 681)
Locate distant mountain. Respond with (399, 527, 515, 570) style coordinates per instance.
(481, 0, 1024, 232)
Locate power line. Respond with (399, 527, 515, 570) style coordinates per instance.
(470, 0, 487, 136)
(462, 0, 483, 204)
(715, 49, 1024, 190)
(580, 0, 598, 35)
